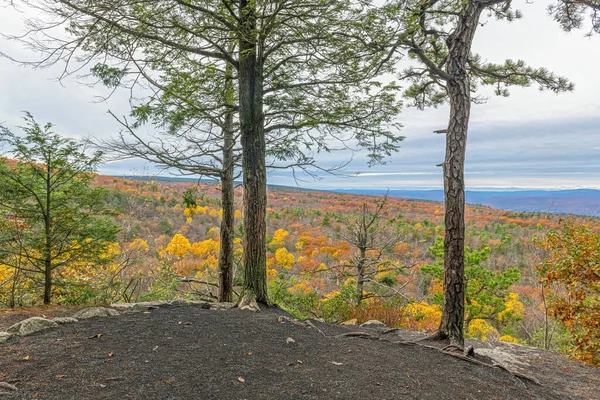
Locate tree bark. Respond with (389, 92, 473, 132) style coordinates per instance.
(238, 0, 268, 306)
(217, 60, 235, 303)
(355, 247, 366, 306)
(437, 2, 483, 348)
(43, 164, 52, 305)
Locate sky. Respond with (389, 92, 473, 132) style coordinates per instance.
(0, 1, 599, 191)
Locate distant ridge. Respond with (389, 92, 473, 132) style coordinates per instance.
(114, 175, 600, 217)
(336, 189, 600, 217)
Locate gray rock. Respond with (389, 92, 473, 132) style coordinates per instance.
(52, 317, 78, 325)
(7, 317, 59, 336)
(72, 307, 119, 319)
(360, 320, 387, 328)
(210, 302, 236, 310)
(0, 332, 12, 343)
(111, 301, 172, 311)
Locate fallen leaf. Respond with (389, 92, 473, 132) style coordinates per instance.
(286, 337, 296, 344)
(153, 346, 159, 351)
(88, 333, 103, 339)
(108, 352, 114, 357)
(99, 384, 107, 388)
(237, 377, 245, 383)
(330, 361, 343, 366)
(297, 360, 303, 364)
(55, 374, 67, 380)
(247, 352, 253, 356)
(143, 311, 151, 314)
(23, 355, 30, 361)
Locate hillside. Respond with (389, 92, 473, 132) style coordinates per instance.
(3, 174, 600, 367)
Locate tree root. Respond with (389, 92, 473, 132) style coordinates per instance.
(236, 291, 260, 312)
(335, 329, 542, 387)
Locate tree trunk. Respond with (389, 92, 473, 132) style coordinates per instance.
(43, 166, 52, 305)
(218, 62, 235, 303)
(437, 2, 482, 348)
(238, 0, 268, 306)
(355, 248, 366, 306)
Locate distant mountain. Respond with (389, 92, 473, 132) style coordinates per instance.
(336, 189, 600, 217)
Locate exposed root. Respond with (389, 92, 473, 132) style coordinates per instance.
(237, 292, 260, 312)
(305, 320, 327, 337)
(337, 331, 374, 338)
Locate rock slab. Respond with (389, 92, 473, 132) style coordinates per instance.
(52, 317, 79, 325)
(7, 317, 59, 336)
(72, 307, 119, 319)
(0, 332, 12, 343)
(360, 320, 387, 328)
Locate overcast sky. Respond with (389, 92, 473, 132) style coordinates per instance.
(1, 1, 599, 190)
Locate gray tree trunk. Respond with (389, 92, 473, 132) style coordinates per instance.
(437, 2, 483, 348)
(238, 0, 268, 306)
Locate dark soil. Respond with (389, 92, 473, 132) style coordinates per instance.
(1, 306, 598, 399)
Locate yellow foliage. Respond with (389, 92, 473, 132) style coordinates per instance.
(186, 217, 193, 223)
(498, 292, 525, 323)
(235, 209, 242, 219)
(233, 238, 242, 245)
(275, 248, 295, 269)
(267, 268, 278, 280)
(190, 239, 220, 259)
(467, 319, 499, 341)
(288, 282, 314, 296)
(401, 302, 442, 332)
(209, 209, 220, 218)
(270, 229, 289, 247)
(321, 290, 341, 302)
(206, 227, 220, 239)
(126, 238, 150, 252)
(499, 335, 520, 343)
(165, 234, 191, 258)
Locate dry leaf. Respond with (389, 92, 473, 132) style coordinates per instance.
(247, 352, 253, 356)
(23, 355, 30, 361)
(55, 374, 67, 380)
(297, 360, 303, 364)
(108, 352, 114, 357)
(143, 311, 151, 314)
(330, 361, 343, 366)
(88, 333, 103, 339)
(237, 377, 245, 383)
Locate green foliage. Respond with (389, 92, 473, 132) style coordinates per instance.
(268, 275, 318, 320)
(0, 113, 119, 304)
(421, 236, 521, 324)
(183, 188, 198, 208)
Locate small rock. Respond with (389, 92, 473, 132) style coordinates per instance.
(341, 319, 358, 326)
(0, 382, 18, 391)
(72, 307, 119, 320)
(7, 317, 59, 336)
(360, 320, 387, 328)
(52, 317, 78, 325)
(0, 332, 12, 344)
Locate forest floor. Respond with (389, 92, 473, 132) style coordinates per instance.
(1, 305, 599, 400)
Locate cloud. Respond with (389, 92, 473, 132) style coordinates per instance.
(1, 2, 599, 191)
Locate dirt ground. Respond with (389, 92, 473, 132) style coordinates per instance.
(1, 305, 599, 399)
